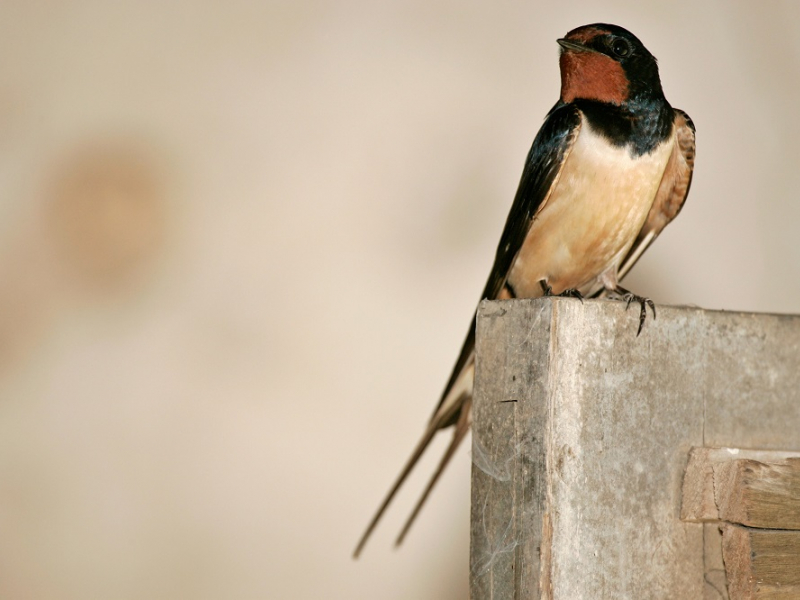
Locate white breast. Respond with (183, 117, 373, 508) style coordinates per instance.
(507, 116, 675, 297)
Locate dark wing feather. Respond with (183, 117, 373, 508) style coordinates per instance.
(618, 109, 696, 280)
(353, 103, 583, 558)
(434, 102, 583, 420)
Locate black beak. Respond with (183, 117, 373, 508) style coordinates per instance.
(557, 38, 592, 53)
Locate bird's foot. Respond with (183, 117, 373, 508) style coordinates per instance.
(559, 288, 584, 302)
(607, 286, 655, 336)
(539, 280, 584, 303)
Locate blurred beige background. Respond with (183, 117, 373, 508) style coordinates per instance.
(1, 1, 799, 598)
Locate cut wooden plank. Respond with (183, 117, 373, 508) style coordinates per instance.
(722, 524, 800, 600)
(682, 449, 800, 529)
(717, 458, 800, 531)
(684, 451, 800, 598)
(682, 448, 800, 522)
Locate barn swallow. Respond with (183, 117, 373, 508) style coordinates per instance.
(354, 23, 695, 557)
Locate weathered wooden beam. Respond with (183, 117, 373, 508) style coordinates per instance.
(470, 298, 800, 600)
(682, 448, 800, 529)
(683, 450, 800, 599)
(722, 524, 800, 599)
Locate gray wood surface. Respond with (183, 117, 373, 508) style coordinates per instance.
(470, 298, 800, 600)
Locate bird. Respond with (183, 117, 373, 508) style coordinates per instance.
(353, 23, 695, 558)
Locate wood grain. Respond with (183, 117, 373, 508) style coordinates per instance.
(722, 524, 800, 599)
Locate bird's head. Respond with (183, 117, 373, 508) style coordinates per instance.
(557, 24, 664, 106)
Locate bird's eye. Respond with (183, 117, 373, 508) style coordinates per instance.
(611, 38, 631, 58)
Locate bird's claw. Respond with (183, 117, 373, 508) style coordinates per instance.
(622, 292, 655, 336)
(560, 288, 584, 303)
(539, 280, 584, 303)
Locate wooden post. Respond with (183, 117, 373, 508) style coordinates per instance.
(470, 297, 800, 600)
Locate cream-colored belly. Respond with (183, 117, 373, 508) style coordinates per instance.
(507, 117, 674, 297)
